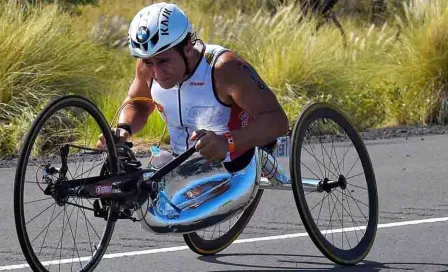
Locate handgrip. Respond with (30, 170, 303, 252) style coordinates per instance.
(149, 145, 197, 180)
(149, 131, 207, 180)
(112, 129, 133, 148)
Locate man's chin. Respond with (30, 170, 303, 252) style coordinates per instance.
(157, 80, 176, 89)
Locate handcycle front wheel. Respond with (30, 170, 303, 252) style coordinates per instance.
(183, 189, 264, 255)
(290, 102, 378, 265)
(14, 95, 119, 272)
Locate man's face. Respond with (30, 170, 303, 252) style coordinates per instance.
(143, 48, 186, 89)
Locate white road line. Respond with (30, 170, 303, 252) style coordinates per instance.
(1, 216, 447, 271)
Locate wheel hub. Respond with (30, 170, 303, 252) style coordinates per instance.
(318, 174, 347, 193)
(52, 179, 69, 206)
(339, 174, 347, 190)
(42, 166, 69, 206)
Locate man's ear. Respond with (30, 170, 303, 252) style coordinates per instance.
(183, 39, 195, 57)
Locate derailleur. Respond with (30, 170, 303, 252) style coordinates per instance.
(93, 199, 109, 219)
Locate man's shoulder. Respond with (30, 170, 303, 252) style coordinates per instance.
(213, 51, 247, 89)
(203, 43, 229, 65)
(213, 51, 244, 74)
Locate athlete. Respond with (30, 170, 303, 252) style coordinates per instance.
(97, 2, 289, 168)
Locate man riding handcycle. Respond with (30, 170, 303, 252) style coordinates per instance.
(14, 3, 378, 271)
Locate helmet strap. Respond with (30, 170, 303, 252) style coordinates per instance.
(175, 46, 190, 78)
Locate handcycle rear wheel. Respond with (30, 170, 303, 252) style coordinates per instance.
(183, 189, 263, 255)
(290, 102, 378, 265)
(14, 95, 119, 272)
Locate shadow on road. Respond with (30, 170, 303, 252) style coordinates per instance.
(198, 252, 448, 271)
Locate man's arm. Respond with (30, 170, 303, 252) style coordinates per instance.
(117, 59, 156, 135)
(96, 60, 155, 149)
(214, 52, 289, 151)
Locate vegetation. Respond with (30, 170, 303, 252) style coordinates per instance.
(1, 0, 448, 156)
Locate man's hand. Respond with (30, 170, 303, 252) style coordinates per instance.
(96, 128, 131, 150)
(190, 130, 229, 163)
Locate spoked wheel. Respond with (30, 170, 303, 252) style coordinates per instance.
(183, 189, 263, 255)
(290, 102, 378, 265)
(14, 95, 119, 272)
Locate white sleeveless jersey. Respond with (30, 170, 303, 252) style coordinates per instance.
(150, 44, 251, 158)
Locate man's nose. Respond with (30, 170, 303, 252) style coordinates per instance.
(151, 65, 165, 79)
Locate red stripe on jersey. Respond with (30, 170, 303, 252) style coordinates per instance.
(227, 103, 251, 160)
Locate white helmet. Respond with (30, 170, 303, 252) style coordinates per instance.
(128, 3, 193, 59)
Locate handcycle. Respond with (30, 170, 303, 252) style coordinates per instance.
(14, 95, 378, 271)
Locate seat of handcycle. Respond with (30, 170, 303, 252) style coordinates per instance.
(223, 139, 278, 173)
(136, 146, 261, 234)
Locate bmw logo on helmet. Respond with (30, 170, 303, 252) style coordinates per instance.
(136, 26, 150, 43)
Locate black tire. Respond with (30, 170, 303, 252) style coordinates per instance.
(183, 189, 263, 255)
(290, 102, 378, 265)
(14, 95, 119, 272)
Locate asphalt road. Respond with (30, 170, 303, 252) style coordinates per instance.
(1, 134, 448, 271)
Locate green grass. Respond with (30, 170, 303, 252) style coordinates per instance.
(382, 0, 448, 125)
(0, 3, 108, 153)
(1, 0, 448, 157)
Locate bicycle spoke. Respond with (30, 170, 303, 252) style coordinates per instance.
(345, 191, 361, 243)
(344, 189, 369, 222)
(74, 152, 105, 182)
(70, 204, 79, 272)
(325, 191, 335, 244)
(300, 161, 323, 181)
(194, 209, 245, 243)
(305, 130, 325, 178)
(345, 157, 360, 179)
(81, 199, 94, 255)
(329, 192, 350, 249)
(67, 168, 75, 180)
(332, 137, 343, 175)
(327, 190, 336, 233)
(344, 191, 352, 249)
(316, 192, 326, 225)
(329, 192, 344, 228)
(319, 137, 327, 178)
(321, 139, 341, 180)
(72, 160, 105, 181)
(31, 206, 64, 245)
(336, 144, 352, 175)
(346, 172, 365, 181)
(78, 204, 102, 241)
(302, 146, 339, 179)
(333, 189, 366, 235)
(37, 205, 57, 257)
(308, 192, 331, 212)
(210, 225, 217, 240)
(346, 182, 367, 191)
(341, 188, 369, 208)
(65, 200, 95, 212)
(24, 197, 53, 205)
(340, 191, 353, 249)
(71, 150, 83, 182)
(26, 202, 57, 225)
(48, 206, 68, 271)
(58, 210, 65, 272)
(63, 207, 83, 270)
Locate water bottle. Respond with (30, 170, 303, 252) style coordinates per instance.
(149, 145, 175, 170)
(259, 149, 290, 185)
